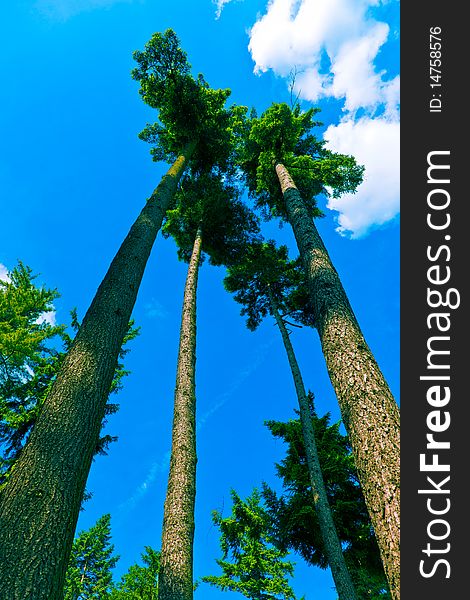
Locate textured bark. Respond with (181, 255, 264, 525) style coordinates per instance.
(0, 143, 195, 600)
(269, 294, 357, 600)
(275, 163, 400, 599)
(158, 227, 202, 600)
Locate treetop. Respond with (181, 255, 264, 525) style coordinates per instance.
(238, 102, 364, 221)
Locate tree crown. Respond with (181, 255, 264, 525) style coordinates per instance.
(224, 241, 313, 331)
(132, 29, 233, 173)
(64, 513, 119, 600)
(263, 406, 390, 598)
(238, 102, 364, 221)
(202, 489, 301, 600)
(163, 172, 260, 267)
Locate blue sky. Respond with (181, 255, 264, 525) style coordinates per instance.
(1, 1, 399, 597)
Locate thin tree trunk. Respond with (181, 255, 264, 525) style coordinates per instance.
(0, 142, 195, 600)
(158, 226, 202, 600)
(275, 163, 400, 599)
(269, 292, 357, 600)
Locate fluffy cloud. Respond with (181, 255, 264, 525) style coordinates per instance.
(324, 116, 399, 237)
(35, 311, 58, 327)
(249, 0, 396, 114)
(248, 0, 400, 236)
(0, 263, 11, 283)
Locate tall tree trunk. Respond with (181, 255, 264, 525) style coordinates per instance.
(275, 163, 400, 599)
(158, 226, 202, 600)
(0, 143, 195, 600)
(269, 293, 357, 600)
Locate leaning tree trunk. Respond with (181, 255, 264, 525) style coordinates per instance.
(0, 142, 195, 600)
(275, 163, 400, 599)
(158, 226, 202, 600)
(269, 293, 357, 600)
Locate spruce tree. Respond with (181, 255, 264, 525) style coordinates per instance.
(238, 103, 400, 597)
(64, 514, 119, 600)
(0, 263, 137, 488)
(111, 547, 160, 600)
(0, 262, 64, 483)
(0, 30, 233, 599)
(263, 411, 390, 599)
(158, 173, 259, 600)
(225, 241, 357, 600)
(202, 490, 301, 600)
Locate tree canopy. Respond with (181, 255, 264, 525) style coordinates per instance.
(0, 263, 138, 487)
(111, 547, 160, 600)
(132, 29, 234, 173)
(262, 407, 390, 599)
(224, 241, 313, 331)
(163, 172, 260, 266)
(0, 263, 64, 482)
(64, 514, 119, 600)
(202, 489, 301, 600)
(238, 102, 364, 220)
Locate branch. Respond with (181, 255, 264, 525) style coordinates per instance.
(282, 319, 302, 329)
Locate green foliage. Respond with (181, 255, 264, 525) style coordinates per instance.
(163, 172, 260, 266)
(110, 547, 160, 600)
(132, 29, 233, 172)
(64, 514, 119, 600)
(224, 241, 313, 331)
(263, 406, 390, 599)
(0, 262, 65, 480)
(238, 102, 364, 221)
(0, 263, 139, 485)
(202, 489, 302, 600)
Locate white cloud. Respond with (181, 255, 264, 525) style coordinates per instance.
(249, 0, 396, 114)
(35, 0, 134, 20)
(0, 263, 10, 283)
(35, 310, 58, 327)
(324, 116, 400, 237)
(248, 0, 399, 236)
(213, 0, 236, 19)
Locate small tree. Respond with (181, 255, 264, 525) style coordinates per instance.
(263, 410, 390, 599)
(64, 514, 119, 600)
(111, 547, 160, 600)
(202, 489, 301, 600)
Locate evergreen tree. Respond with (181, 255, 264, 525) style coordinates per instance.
(202, 489, 301, 600)
(110, 547, 160, 600)
(0, 264, 138, 488)
(64, 514, 119, 600)
(158, 173, 259, 600)
(225, 241, 357, 600)
(0, 262, 64, 483)
(238, 103, 400, 597)
(263, 412, 390, 599)
(0, 30, 233, 599)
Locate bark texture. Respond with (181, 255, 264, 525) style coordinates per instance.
(275, 163, 400, 599)
(270, 295, 357, 600)
(0, 144, 194, 600)
(158, 227, 202, 600)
